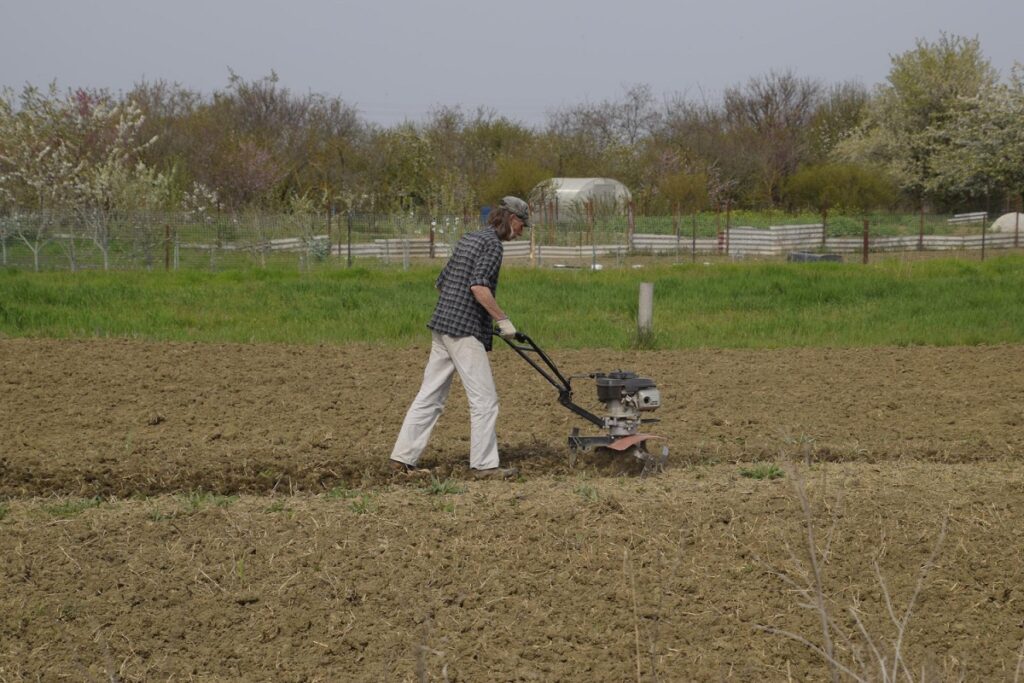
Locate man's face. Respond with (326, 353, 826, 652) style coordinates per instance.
(510, 214, 526, 240)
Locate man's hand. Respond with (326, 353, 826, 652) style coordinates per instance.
(495, 318, 517, 340)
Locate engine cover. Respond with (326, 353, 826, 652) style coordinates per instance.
(594, 371, 660, 411)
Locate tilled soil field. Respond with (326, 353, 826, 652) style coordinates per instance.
(2, 339, 1024, 681)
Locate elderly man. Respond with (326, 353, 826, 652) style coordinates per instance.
(389, 196, 530, 480)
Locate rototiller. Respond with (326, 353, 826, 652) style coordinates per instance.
(498, 332, 668, 475)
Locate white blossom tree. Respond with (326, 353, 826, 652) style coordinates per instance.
(925, 64, 1024, 204)
(835, 34, 998, 205)
(0, 84, 169, 270)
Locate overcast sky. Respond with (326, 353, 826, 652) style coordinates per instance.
(2, 0, 1022, 127)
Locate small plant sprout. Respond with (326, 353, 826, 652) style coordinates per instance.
(43, 497, 102, 518)
(349, 494, 377, 515)
(425, 477, 464, 496)
(574, 484, 599, 501)
(739, 464, 784, 480)
(326, 485, 356, 500)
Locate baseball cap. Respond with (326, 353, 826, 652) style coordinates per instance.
(500, 196, 531, 227)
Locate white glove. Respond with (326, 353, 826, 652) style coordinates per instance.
(496, 318, 517, 340)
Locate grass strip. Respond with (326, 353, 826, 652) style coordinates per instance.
(2, 256, 1023, 349)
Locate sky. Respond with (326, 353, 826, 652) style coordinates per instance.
(2, 0, 1022, 127)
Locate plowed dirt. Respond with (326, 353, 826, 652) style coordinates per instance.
(2, 339, 1023, 681)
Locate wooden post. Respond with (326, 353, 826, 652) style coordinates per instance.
(1016, 196, 1021, 249)
(326, 205, 333, 256)
(691, 213, 697, 263)
(627, 201, 635, 242)
(716, 208, 722, 254)
(429, 220, 435, 259)
(164, 223, 171, 271)
(918, 205, 925, 251)
(862, 219, 869, 264)
(346, 211, 353, 268)
(725, 200, 731, 255)
(587, 199, 595, 245)
(673, 202, 680, 261)
(548, 200, 556, 255)
(638, 282, 654, 338)
(981, 215, 987, 261)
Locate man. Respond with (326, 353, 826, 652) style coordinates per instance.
(389, 196, 529, 480)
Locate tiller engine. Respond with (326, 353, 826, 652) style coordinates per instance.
(498, 332, 669, 475)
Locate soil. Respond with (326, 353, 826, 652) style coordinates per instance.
(2, 339, 1024, 681)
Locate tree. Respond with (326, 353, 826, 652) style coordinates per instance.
(543, 84, 661, 189)
(836, 34, 998, 204)
(722, 70, 823, 205)
(806, 81, 870, 163)
(0, 84, 168, 270)
(784, 163, 896, 222)
(925, 64, 1024, 205)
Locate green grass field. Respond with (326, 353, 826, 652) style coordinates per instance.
(2, 256, 1023, 349)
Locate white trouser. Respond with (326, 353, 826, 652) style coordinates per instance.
(390, 331, 500, 470)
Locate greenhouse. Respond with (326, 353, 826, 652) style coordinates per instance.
(530, 177, 632, 222)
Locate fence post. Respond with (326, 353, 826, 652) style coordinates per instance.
(638, 282, 654, 339)
(402, 219, 410, 270)
(673, 203, 680, 262)
(716, 208, 722, 254)
(1016, 197, 1021, 249)
(691, 213, 697, 263)
(918, 205, 925, 251)
(725, 200, 731, 256)
(586, 199, 595, 252)
(327, 206, 333, 257)
(429, 220, 436, 259)
(862, 219, 869, 264)
(532, 200, 540, 266)
(164, 223, 171, 271)
(346, 211, 353, 268)
(981, 216, 987, 262)
(627, 201, 635, 245)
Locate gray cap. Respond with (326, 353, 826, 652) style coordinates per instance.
(500, 196, 531, 227)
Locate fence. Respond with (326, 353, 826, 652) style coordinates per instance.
(0, 209, 1021, 272)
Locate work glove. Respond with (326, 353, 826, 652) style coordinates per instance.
(495, 318, 517, 340)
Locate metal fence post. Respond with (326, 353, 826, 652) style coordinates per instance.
(346, 211, 353, 268)
(981, 217, 987, 261)
(673, 203, 680, 262)
(691, 213, 697, 263)
(862, 219, 869, 264)
(627, 201, 635, 252)
(918, 205, 925, 251)
(725, 200, 731, 256)
(1016, 197, 1021, 249)
(402, 218, 410, 271)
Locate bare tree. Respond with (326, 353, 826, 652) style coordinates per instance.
(723, 70, 823, 204)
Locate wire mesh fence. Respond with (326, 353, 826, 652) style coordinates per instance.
(0, 208, 1021, 272)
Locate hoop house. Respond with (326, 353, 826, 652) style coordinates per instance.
(530, 177, 632, 222)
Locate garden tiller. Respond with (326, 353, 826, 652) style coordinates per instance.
(497, 332, 669, 475)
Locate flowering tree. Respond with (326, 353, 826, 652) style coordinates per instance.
(835, 34, 997, 206)
(0, 84, 169, 270)
(925, 65, 1024, 204)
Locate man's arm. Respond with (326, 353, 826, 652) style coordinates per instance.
(470, 285, 507, 321)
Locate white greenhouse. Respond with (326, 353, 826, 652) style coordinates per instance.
(529, 177, 632, 222)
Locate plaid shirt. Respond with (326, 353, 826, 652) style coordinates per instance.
(427, 226, 504, 350)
